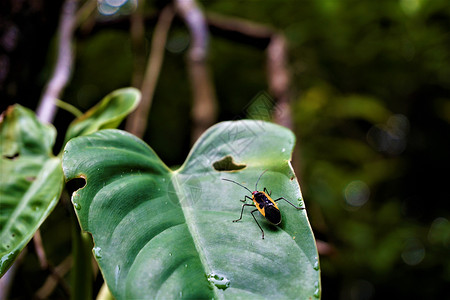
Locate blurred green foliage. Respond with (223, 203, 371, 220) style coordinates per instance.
(1, 0, 449, 299)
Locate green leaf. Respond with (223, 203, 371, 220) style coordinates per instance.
(0, 105, 63, 277)
(62, 121, 321, 299)
(64, 87, 141, 143)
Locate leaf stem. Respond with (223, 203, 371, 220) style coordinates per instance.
(54, 99, 83, 118)
(71, 212, 93, 300)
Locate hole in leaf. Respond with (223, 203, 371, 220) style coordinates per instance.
(3, 152, 19, 160)
(66, 177, 87, 195)
(212, 155, 246, 171)
(25, 176, 36, 182)
(207, 272, 230, 290)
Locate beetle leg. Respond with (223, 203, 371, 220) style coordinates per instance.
(263, 187, 272, 196)
(233, 203, 254, 222)
(274, 197, 304, 210)
(250, 209, 265, 239)
(240, 195, 252, 203)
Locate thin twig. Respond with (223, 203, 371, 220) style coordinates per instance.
(129, 1, 146, 88)
(206, 13, 293, 129)
(125, 5, 175, 138)
(36, 0, 78, 123)
(267, 34, 292, 129)
(206, 12, 274, 44)
(316, 240, 335, 256)
(175, 0, 217, 143)
(35, 256, 72, 300)
(75, 0, 97, 28)
(205, 13, 303, 190)
(33, 231, 72, 298)
(33, 229, 48, 269)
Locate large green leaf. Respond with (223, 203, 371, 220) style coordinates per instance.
(64, 87, 141, 143)
(0, 105, 64, 276)
(62, 121, 321, 299)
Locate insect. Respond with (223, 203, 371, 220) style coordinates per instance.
(222, 170, 304, 239)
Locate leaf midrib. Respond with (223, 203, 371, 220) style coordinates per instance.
(170, 170, 222, 300)
(0, 158, 59, 238)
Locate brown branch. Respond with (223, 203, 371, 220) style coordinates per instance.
(129, 1, 146, 88)
(74, 9, 293, 134)
(265, 33, 303, 183)
(267, 34, 292, 129)
(316, 240, 336, 256)
(206, 12, 273, 47)
(175, 0, 218, 143)
(206, 13, 293, 130)
(75, 0, 97, 28)
(36, 0, 78, 123)
(33, 230, 72, 298)
(125, 5, 175, 138)
(33, 229, 48, 269)
(35, 256, 72, 300)
(205, 13, 302, 187)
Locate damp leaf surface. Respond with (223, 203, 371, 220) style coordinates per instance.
(0, 105, 63, 276)
(62, 120, 321, 299)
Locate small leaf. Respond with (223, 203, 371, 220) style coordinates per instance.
(0, 105, 63, 277)
(63, 121, 320, 299)
(64, 87, 141, 143)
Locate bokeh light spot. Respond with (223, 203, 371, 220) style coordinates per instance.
(401, 238, 425, 266)
(344, 180, 370, 208)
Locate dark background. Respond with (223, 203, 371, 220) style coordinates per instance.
(1, 0, 449, 299)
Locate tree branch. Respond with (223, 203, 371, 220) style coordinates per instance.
(267, 34, 292, 129)
(129, 1, 146, 89)
(35, 256, 72, 300)
(125, 5, 175, 138)
(206, 12, 273, 47)
(33, 229, 48, 269)
(175, 0, 218, 143)
(36, 0, 78, 124)
(205, 13, 293, 129)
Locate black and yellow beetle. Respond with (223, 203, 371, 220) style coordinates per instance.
(222, 170, 304, 239)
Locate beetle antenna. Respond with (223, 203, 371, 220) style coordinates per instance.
(255, 169, 268, 191)
(222, 178, 253, 195)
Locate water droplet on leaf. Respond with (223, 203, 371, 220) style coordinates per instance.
(313, 258, 320, 270)
(313, 281, 320, 298)
(73, 201, 81, 210)
(93, 247, 102, 259)
(314, 288, 320, 298)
